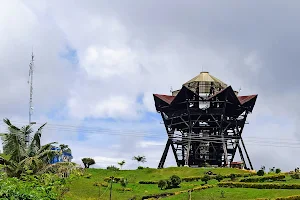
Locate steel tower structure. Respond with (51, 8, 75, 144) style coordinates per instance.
(153, 72, 257, 169)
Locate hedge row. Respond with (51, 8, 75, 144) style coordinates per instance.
(139, 181, 159, 184)
(256, 195, 300, 200)
(218, 182, 300, 189)
(191, 184, 214, 192)
(240, 174, 286, 182)
(275, 195, 300, 200)
(141, 192, 176, 200)
(141, 185, 214, 199)
(140, 173, 255, 184)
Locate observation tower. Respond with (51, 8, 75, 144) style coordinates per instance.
(153, 72, 257, 169)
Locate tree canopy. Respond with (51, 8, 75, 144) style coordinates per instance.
(0, 118, 70, 177)
(82, 158, 95, 168)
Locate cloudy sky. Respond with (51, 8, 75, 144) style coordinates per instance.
(1, 0, 300, 171)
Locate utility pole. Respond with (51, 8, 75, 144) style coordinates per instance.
(109, 176, 114, 200)
(27, 51, 36, 145)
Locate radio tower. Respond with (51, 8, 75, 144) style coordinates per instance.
(27, 52, 35, 144)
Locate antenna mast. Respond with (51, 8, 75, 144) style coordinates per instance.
(27, 52, 34, 143)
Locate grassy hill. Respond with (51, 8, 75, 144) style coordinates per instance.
(64, 167, 300, 200)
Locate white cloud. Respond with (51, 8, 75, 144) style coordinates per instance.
(136, 141, 165, 148)
(82, 46, 138, 79)
(1, 0, 300, 172)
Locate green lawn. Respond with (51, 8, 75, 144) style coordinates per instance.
(64, 167, 300, 200)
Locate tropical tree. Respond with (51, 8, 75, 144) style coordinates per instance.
(0, 118, 60, 177)
(59, 144, 72, 154)
(82, 158, 95, 168)
(132, 155, 146, 166)
(118, 160, 125, 169)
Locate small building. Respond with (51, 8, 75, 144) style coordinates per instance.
(50, 146, 73, 164)
(230, 161, 244, 169)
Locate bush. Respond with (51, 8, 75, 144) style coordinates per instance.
(141, 192, 176, 199)
(191, 184, 214, 191)
(201, 175, 210, 184)
(158, 180, 167, 190)
(0, 174, 67, 199)
(257, 169, 265, 176)
(291, 173, 300, 179)
(216, 174, 223, 182)
(276, 168, 282, 174)
(182, 176, 202, 182)
(139, 180, 158, 184)
(170, 175, 181, 187)
(218, 182, 300, 189)
(138, 166, 144, 169)
(107, 165, 119, 171)
(229, 173, 236, 181)
(240, 174, 286, 182)
(93, 182, 109, 187)
(120, 178, 128, 188)
(275, 195, 300, 200)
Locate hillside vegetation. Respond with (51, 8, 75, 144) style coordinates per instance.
(64, 167, 300, 200)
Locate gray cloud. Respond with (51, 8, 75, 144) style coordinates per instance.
(1, 0, 300, 171)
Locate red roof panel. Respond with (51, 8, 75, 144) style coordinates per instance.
(238, 95, 257, 105)
(153, 94, 175, 104)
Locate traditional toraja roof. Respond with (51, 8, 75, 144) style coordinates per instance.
(154, 86, 257, 106)
(154, 72, 257, 116)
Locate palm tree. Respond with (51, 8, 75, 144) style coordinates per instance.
(118, 160, 125, 169)
(132, 155, 146, 166)
(0, 118, 59, 177)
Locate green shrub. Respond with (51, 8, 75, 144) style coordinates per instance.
(240, 174, 285, 182)
(0, 174, 67, 199)
(216, 174, 223, 182)
(291, 173, 300, 179)
(138, 166, 144, 169)
(218, 182, 300, 189)
(276, 168, 282, 174)
(139, 180, 158, 184)
(229, 173, 236, 181)
(141, 192, 176, 199)
(275, 195, 300, 200)
(120, 178, 128, 188)
(201, 174, 210, 184)
(181, 176, 202, 182)
(166, 179, 172, 189)
(170, 175, 181, 187)
(191, 184, 214, 191)
(158, 180, 167, 190)
(257, 169, 265, 176)
(107, 165, 119, 171)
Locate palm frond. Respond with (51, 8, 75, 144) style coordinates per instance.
(3, 118, 20, 131)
